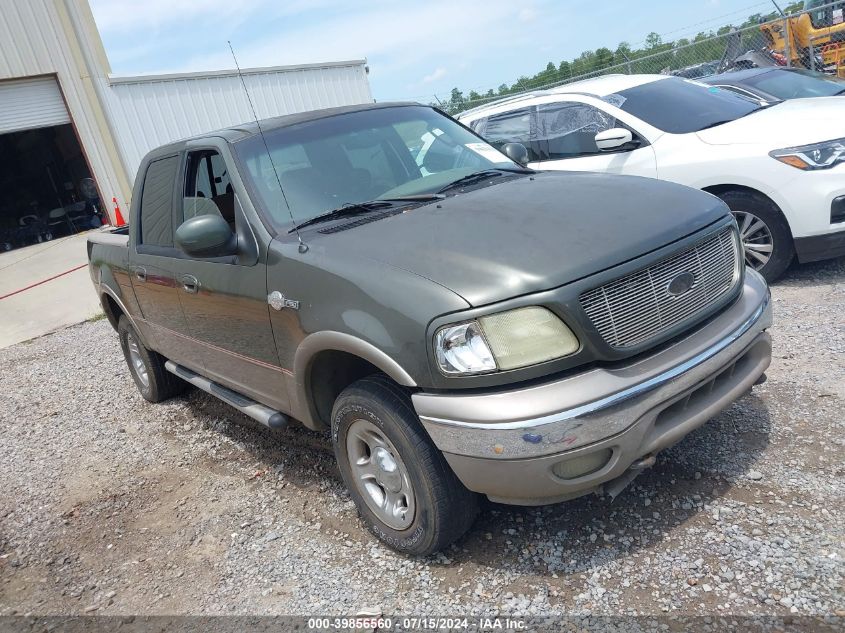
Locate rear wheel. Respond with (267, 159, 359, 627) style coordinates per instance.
(117, 315, 187, 402)
(332, 374, 479, 556)
(717, 190, 793, 282)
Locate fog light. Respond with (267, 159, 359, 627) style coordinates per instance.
(552, 449, 612, 480)
(832, 196, 845, 224)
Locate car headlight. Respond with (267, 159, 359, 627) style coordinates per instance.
(434, 306, 580, 375)
(770, 137, 845, 171)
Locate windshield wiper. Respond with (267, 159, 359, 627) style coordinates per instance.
(288, 195, 443, 233)
(436, 168, 530, 194)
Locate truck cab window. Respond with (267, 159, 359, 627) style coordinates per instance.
(183, 150, 236, 231)
(139, 155, 179, 248)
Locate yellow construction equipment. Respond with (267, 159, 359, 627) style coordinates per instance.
(761, 1, 845, 76)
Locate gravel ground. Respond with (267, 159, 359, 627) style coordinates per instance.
(1, 258, 843, 621)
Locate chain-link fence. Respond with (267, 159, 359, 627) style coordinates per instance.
(439, 0, 845, 115)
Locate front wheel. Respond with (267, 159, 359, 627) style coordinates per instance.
(717, 190, 794, 282)
(332, 375, 479, 556)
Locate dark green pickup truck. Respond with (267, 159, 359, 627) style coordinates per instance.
(88, 103, 772, 555)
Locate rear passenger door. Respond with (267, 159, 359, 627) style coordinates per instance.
(171, 143, 289, 413)
(129, 153, 199, 371)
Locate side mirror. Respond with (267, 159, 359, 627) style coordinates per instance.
(501, 142, 529, 166)
(595, 128, 635, 152)
(175, 214, 236, 258)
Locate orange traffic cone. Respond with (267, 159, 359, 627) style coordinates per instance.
(112, 197, 127, 227)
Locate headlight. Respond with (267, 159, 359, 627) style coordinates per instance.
(770, 137, 845, 171)
(434, 306, 579, 375)
(434, 321, 496, 375)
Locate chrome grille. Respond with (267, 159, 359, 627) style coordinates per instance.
(580, 226, 740, 349)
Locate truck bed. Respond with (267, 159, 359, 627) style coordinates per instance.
(88, 226, 129, 248)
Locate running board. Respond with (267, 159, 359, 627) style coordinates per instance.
(164, 360, 289, 430)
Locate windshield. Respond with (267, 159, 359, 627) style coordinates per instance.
(745, 69, 845, 99)
(234, 105, 518, 228)
(612, 77, 762, 134)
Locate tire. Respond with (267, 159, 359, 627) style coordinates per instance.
(717, 190, 794, 283)
(117, 315, 187, 403)
(332, 374, 479, 556)
(44, 232, 53, 241)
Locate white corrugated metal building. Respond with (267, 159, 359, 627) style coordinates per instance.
(0, 0, 372, 232)
(105, 63, 372, 180)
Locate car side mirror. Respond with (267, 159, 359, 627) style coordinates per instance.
(175, 214, 237, 258)
(501, 142, 529, 166)
(595, 128, 636, 152)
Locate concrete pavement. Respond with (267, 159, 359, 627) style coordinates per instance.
(0, 231, 102, 348)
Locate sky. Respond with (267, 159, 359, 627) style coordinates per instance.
(89, 0, 778, 103)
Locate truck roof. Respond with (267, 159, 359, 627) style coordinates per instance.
(187, 101, 419, 145)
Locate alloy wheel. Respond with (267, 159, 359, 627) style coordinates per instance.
(733, 210, 774, 270)
(346, 418, 416, 530)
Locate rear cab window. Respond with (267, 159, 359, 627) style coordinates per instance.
(139, 155, 179, 249)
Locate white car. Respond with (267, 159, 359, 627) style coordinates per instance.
(458, 74, 845, 281)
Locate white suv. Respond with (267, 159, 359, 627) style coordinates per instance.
(458, 74, 845, 281)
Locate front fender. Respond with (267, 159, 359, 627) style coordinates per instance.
(290, 330, 418, 428)
(293, 330, 417, 388)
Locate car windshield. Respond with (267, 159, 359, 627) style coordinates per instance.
(612, 77, 763, 134)
(744, 69, 845, 99)
(234, 105, 519, 228)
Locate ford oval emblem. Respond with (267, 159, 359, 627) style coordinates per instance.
(667, 271, 696, 296)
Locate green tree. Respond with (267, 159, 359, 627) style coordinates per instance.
(558, 60, 572, 78)
(595, 47, 614, 70)
(645, 32, 662, 49)
(447, 88, 465, 114)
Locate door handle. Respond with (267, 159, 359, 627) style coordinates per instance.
(132, 266, 146, 282)
(180, 274, 200, 294)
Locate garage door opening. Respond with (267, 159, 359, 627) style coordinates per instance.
(0, 77, 104, 253)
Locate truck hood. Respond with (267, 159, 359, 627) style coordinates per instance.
(696, 97, 845, 148)
(321, 171, 728, 307)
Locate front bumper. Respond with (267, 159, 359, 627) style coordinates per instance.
(774, 165, 845, 240)
(412, 270, 772, 505)
(794, 226, 845, 263)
